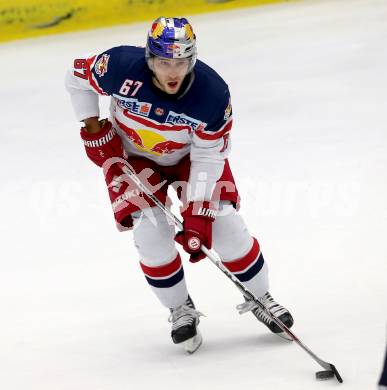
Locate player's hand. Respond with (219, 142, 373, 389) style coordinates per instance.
(175, 201, 216, 263)
(80, 119, 125, 167)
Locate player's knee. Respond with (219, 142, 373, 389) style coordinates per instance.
(132, 207, 176, 265)
(212, 202, 253, 261)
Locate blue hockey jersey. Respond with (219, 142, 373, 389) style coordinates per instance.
(65, 45, 233, 200)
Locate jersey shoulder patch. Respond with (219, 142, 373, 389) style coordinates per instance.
(87, 46, 146, 95)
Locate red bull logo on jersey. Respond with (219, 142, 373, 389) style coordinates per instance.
(224, 98, 232, 120)
(132, 129, 187, 156)
(95, 54, 110, 77)
(149, 139, 187, 154)
(166, 111, 207, 131)
(122, 126, 145, 149)
(115, 117, 188, 156)
(116, 97, 151, 117)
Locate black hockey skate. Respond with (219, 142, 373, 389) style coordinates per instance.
(237, 292, 294, 340)
(169, 295, 203, 353)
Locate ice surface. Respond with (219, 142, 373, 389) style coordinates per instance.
(1, 0, 386, 389)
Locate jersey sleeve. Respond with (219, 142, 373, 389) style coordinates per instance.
(191, 86, 232, 161)
(65, 47, 121, 121)
(188, 87, 233, 202)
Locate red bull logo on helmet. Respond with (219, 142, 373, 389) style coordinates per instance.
(151, 21, 164, 39)
(184, 24, 194, 41)
(167, 43, 181, 54)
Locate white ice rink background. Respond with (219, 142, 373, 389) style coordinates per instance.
(1, 0, 386, 389)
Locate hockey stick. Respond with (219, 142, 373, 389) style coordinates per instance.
(120, 162, 343, 383)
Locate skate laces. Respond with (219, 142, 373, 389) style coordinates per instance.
(236, 292, 288, 324)
(168, 304, 203, 331)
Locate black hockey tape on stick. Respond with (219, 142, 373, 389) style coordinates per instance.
(316, 371, 334, 381)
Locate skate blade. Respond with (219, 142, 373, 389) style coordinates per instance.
(184, 331, 203, 354)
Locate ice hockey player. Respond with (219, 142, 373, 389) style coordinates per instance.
(65, 16, 294, 352)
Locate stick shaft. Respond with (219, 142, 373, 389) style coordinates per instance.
(122, 163, 341, 378)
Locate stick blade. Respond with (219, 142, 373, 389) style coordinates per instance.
(329, 363, 343, 383)
(316, 370, 334, 380)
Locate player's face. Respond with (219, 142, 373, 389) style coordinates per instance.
(152, 57, 190, 94)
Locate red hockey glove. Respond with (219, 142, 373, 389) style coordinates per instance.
(80, 119, 125, 167)
(175, 201, 217, 263)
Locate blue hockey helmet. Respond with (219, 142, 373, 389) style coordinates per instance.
(146, 17, 197, 72)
